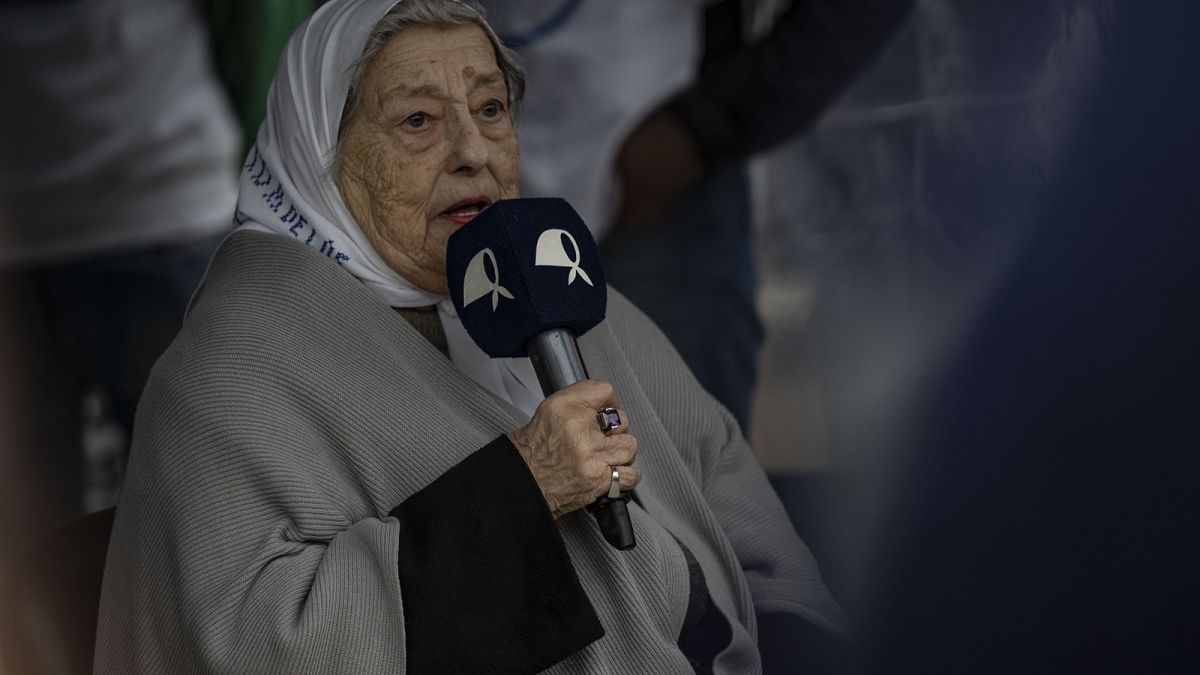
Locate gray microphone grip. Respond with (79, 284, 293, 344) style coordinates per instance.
(527, 328, 589, 392)
(526, 328, 636, 550)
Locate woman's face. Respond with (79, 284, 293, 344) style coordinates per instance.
(337, 23, 519, 295)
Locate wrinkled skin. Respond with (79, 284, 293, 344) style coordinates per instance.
(508, 380, 641, 519)
(337, 23, 520, 295)
(336, 24, 641, 517)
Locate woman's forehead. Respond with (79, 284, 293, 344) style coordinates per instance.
(367, 23, 499, 89)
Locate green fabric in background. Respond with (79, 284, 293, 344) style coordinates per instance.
(203, 0, 317, 156)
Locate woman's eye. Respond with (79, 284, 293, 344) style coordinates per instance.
(403, 112, 428, 129)
(480, 100, 504, 119)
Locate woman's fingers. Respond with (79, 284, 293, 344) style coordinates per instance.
(514, 378, 643, 518)
(614, 465, 642, 492)
(556, 378, 621, 412)
(595, 433, 638, 467)
(593, 465, 642, 500)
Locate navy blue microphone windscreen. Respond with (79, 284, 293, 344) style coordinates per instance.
(446, 198, 607, 358)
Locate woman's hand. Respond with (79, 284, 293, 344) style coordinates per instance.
(508, 379, 642, 519)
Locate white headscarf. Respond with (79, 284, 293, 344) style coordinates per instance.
(232, 0, 544, 419)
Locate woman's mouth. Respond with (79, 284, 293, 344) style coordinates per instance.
(438, 197, 491, 225)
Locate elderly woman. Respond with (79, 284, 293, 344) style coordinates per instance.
(95, 0, 845, 672)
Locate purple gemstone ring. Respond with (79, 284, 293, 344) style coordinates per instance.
(597, 407, 622, 434)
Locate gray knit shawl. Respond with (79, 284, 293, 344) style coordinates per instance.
(95, 231, 846, 673)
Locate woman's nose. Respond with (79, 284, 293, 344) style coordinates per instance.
(447, 108, 488, 175)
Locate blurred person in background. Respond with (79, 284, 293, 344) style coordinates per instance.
(479, 0, 915, 432)
(0, 0, 239, 578)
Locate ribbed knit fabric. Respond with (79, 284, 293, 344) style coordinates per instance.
(395, 306, 448, 356)
(95, 231, 847, 673)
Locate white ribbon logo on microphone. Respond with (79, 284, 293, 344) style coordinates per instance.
(534, 229, 594, 286)
(462, 248, 514, 311)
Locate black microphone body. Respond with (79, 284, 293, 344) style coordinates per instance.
(527, 329, 636, 551)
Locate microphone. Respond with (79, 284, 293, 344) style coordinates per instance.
(446, 198, 636, 551)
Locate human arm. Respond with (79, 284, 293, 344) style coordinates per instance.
(600, 291, 849, 664)
(697, 400, 850, 637)
(396, 379, 642, 672)
(96, 372, 637, 673)
(679, 371, 852, 670)
(697, 404, 853, 671)
(614, 0, 915, 230)
(669, 0, 916, 167)
(389, 435, 602, 673)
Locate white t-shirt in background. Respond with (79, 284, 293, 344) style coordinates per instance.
(481, 0, 709, 239)
(0, 0, 239, 269)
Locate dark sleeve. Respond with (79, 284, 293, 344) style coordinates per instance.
(388, 435, 604, 674)
(667, 0, 916, 169)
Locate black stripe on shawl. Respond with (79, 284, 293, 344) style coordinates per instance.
(675, 536, 733, 674)
(390, 435, 604, 673)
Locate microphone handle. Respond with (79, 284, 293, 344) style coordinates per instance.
(527, 328, 590, 395)
(527, 329, 636, 551)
